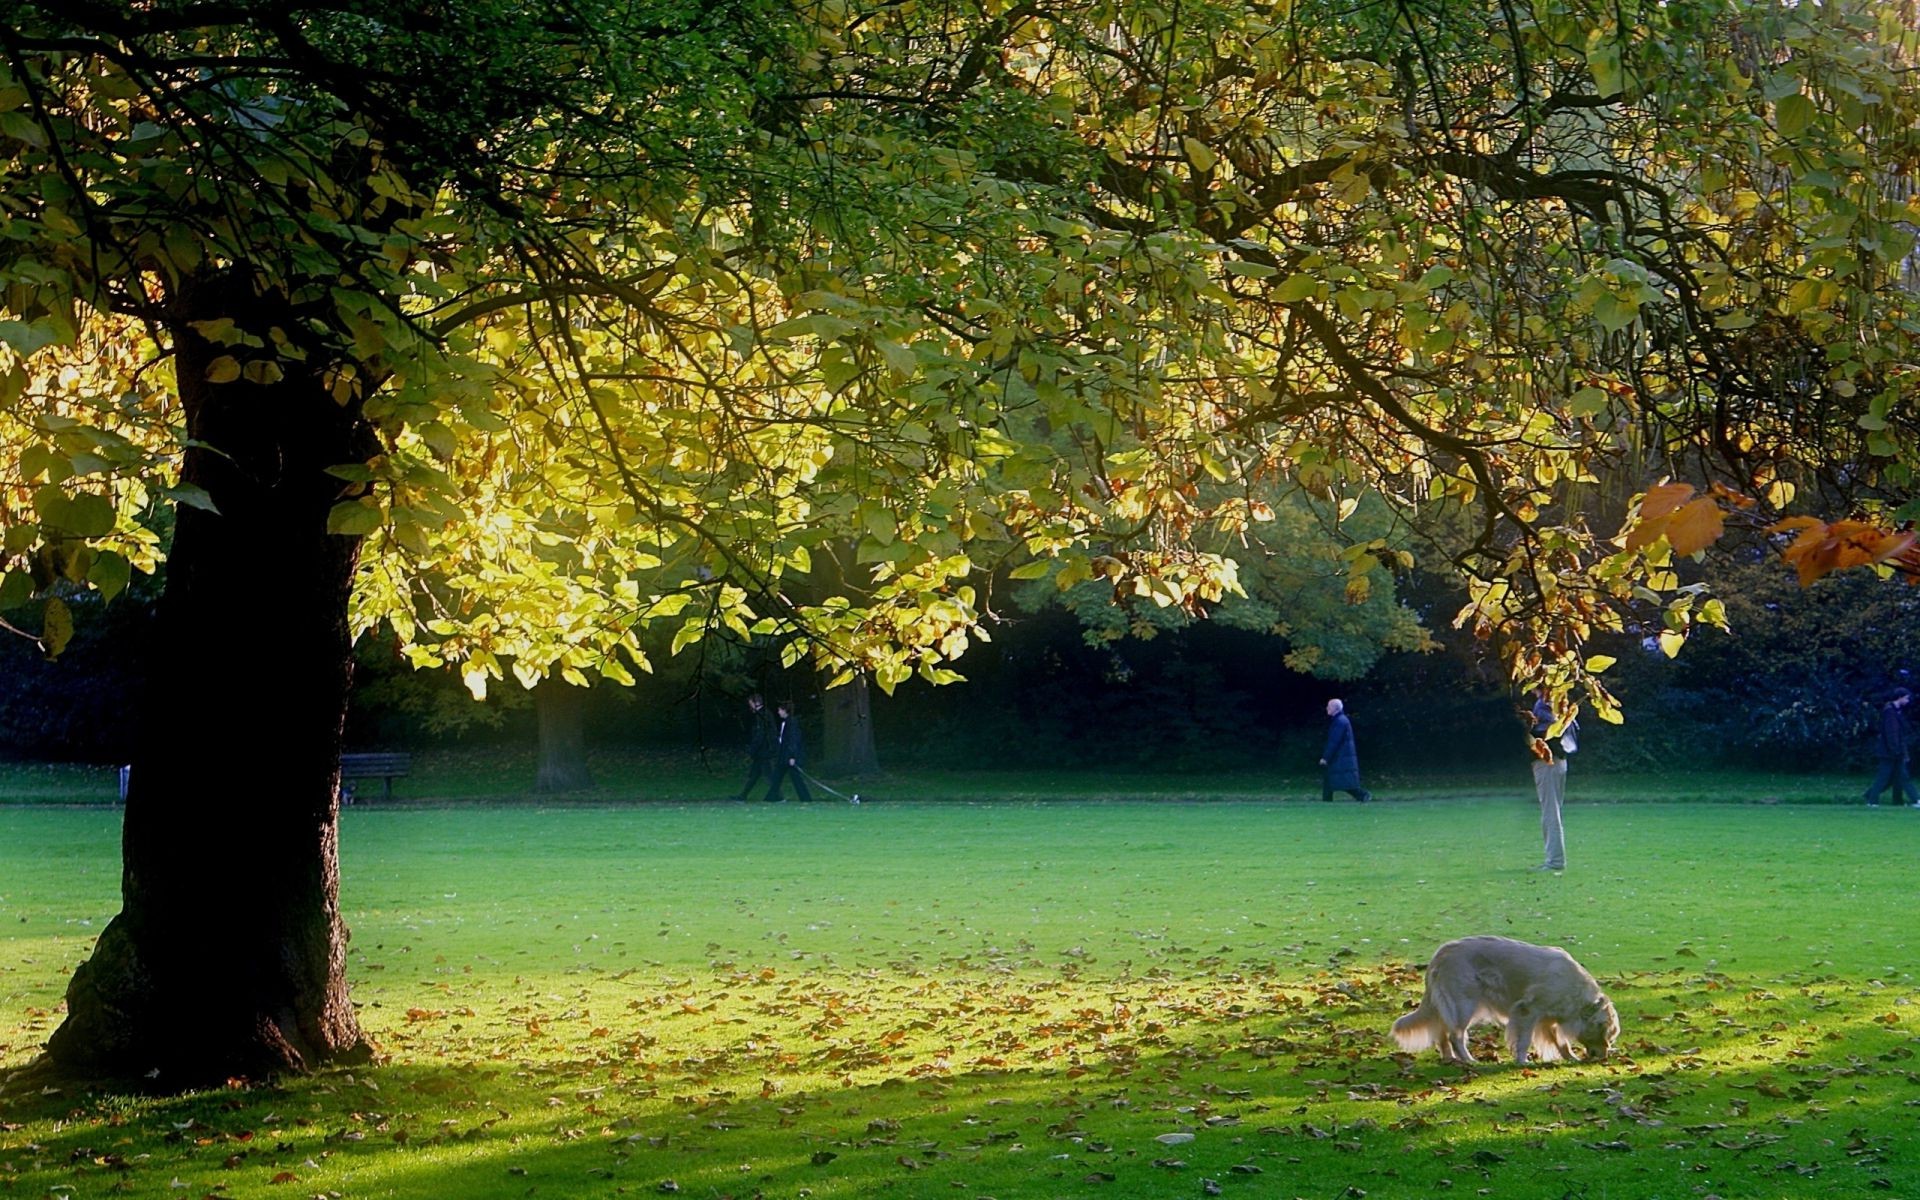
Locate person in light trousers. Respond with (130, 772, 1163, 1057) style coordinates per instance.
(1529, 687, 1576, 871)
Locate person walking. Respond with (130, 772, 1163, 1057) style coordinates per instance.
(732, 693, 775, 802)
(1529, 686, 1575, 871)
(1319, 698, 1372, 803)
(762, 700, 815, 803)
(1863, 686, 1919, 808)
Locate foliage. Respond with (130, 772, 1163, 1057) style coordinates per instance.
(1, 0, 1915, 724)
(1601, 546, 1920, 766)
(1019, 491, 1433, 680)
(8, 800, 1920, 1196)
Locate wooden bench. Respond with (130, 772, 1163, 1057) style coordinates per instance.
(340, 752, 412, 804)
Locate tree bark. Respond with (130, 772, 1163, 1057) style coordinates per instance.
(819, 672, 880, 777)
(44, 272, 375, 1086)
(534, 678, 593, 792)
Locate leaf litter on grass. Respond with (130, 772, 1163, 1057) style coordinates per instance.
(7, 800, 1920, 1197)
(6, 960, 1920, 1199)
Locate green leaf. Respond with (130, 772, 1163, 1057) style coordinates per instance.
(164, 483, 220, 513)
(88, 550, 131, 603)
(204, 356, 242, 384)
(875, 339, 918, 375)
(1274, 275, 1319, 302)
(326, 499, 383, 536)
(1592, 294, 1638, 334)
(40, 596, 73, 659)
(1584, 654, 1617, 673)
(65, 491, 116, 538)
(0, 319, 58, 355)
(1585, 41, 1624, 97)
(1775, 93, 1816, 139)
(241, 359, 285, 385)
(1008, 559, 1052, 580)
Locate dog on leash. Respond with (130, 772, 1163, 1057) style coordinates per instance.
(1391, 936, 1618, 1065)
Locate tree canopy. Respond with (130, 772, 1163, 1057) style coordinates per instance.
(4, 0, 1916, 721)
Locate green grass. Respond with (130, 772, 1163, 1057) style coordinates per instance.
(5, 798, 1920, 1199)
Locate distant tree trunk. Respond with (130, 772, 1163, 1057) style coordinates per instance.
(820, 672, 880, 776)
(45, 272, 375, 1086)
(535, 678, 593, 792)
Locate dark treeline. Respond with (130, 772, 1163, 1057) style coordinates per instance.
(5, 555, 1916, 777)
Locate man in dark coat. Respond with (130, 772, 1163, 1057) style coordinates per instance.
(1319, 698, 1372, 803)
(1863, 687, 1918, 807)
(762, 700, 815, 802)
(732, 693, 775, 801)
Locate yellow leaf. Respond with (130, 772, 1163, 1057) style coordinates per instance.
(1181, 136, 1216, 173)
(1658, 630, 1686, 658)
(204, 355, 241, 384)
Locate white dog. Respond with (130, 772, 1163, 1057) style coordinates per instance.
(1391, 936, 1618, 1065)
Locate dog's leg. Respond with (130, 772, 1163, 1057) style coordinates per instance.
(1548, 1021, 1578, 1062)
(1446, 1026, 1475, 1064)
(1506, 1004, 1537, 1065)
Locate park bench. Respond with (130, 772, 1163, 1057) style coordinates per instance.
(339, 752, 412, 804)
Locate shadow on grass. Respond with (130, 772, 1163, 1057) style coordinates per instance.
(4, 968, 1917, 1199)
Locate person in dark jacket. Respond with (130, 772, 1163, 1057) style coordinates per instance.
(1863, 687, 1918, 807)
(732, 693, 775, 801)
(1319, 698, 1372, 803)
(762, 700, 814, 802)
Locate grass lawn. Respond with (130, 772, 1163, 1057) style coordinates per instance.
(4, 795, 1919, 1198)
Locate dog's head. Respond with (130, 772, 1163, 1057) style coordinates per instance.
(1575, 997, 1620, 1060)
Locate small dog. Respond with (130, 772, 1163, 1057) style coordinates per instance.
(1391, 936, 1618, 1065)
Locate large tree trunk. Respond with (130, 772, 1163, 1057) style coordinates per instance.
(534, 678, 593, 792)
(45, 273, 375, 1086)
(819, 672, 880, 777)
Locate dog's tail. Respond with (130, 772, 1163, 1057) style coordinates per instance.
(1391, 1002, 1441, 1053)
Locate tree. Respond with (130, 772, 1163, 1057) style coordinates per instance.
(1024, 490, 1433, 680)
(819, 670, 881, 776)
(532, 678, 593, 792)
(5, 0, 816, 1083)
(3, 0, 1915, 1085)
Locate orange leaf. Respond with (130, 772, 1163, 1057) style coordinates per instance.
(269, 1172, 298, 1184)
(1639, 482, 1695, 520)
(1793, 539, 1844, 586)
(1624, 512, 1671, 553)
(1708, 482, 1757, 509)
(1666, 498, 1725, 556)
(1867, 530, 1917, 564)
(1766, 516, 1823, 534)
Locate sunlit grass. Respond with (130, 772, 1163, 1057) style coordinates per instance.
(4, 799, 1919, 1198)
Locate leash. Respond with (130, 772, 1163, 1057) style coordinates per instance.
(796, 767, 862, 804)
